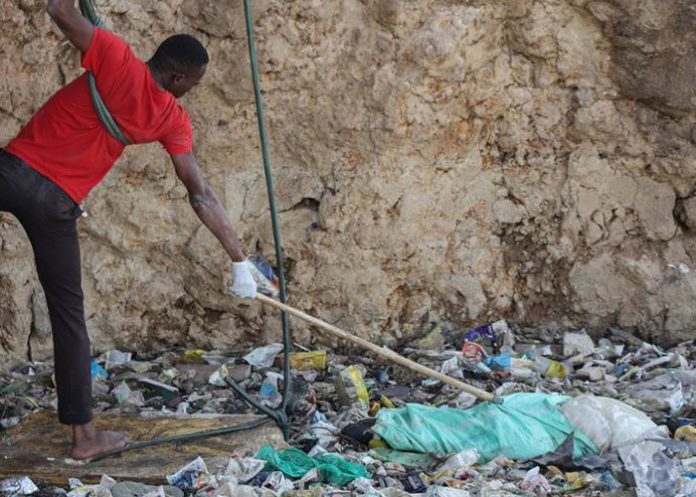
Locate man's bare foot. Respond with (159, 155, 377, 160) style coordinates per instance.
(71, 422, 129, 460)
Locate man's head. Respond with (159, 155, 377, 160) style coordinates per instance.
(150, 34, 209, 98)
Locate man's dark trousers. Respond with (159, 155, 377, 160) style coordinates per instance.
(0, 148, 92, 425)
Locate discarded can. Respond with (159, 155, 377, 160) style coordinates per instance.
(403, 473, 428, 493)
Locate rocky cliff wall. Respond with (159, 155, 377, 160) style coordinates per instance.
(1, 0, 695, 361)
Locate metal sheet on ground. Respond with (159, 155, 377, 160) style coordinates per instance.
(0, 411, 284, 485)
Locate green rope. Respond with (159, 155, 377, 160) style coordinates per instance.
(79, 0, 132, 145)
(241, 0, 291, 415)
(89, 417, 274, 462)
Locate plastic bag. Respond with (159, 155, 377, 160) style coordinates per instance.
(256, 445, 370, 485)
(560, 395, 677, 497)
(0, 477, 39, 496)
(563, 330, 595, 356)
(439, 449, 479, 471)
(243, 343, 284, 368)
(224, 456, 267, 484)
(559, 395, 663, 452)
(166, 457, 210, 490)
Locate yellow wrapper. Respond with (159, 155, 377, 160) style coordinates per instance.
(289, 351, 327, 370)
(564, 471, 591, 490)
(336, 365, 370, 407)
(545, 361, 569, 379)
(179, 349, 207, 364)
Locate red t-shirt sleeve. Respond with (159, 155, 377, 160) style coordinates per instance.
(81, 28, 132, 95)
(159, 109, 194, 155)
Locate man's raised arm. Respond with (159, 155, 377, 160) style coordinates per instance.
(170, 152, 246, 261)
(170, 152, 257, 299)
(47, 0, 94, 53)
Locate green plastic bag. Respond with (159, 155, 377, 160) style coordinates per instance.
(373, 393, 598, 463)
(256, 445, 370, 485)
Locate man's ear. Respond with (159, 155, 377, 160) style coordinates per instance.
(171, 72, 186, 86)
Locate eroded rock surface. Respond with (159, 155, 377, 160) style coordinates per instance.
(2, 0, 696, 361)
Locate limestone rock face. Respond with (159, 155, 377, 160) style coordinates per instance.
(2, 0, 696, 361)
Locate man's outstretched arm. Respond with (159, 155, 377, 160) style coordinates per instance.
(47, 0, 94, 53)
(170, 152, 246, 263)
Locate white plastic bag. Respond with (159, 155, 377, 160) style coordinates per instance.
(560, 395, 662, 452)
(561, 395, 676, 497)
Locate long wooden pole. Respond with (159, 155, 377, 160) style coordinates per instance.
(256, 293, 497, 402)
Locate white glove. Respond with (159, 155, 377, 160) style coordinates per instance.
(230, 260, 258, 299)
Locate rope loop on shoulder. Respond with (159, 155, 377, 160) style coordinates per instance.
(79, 0, 131, 145)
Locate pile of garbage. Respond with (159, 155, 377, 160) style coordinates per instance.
(1, 322, 695, 497)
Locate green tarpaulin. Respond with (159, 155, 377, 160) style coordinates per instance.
(373, 392, 598, 463)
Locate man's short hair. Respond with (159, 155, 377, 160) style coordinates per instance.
(151, 34, 209, 76)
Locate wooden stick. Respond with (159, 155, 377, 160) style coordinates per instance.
(256, 293, 497, 402)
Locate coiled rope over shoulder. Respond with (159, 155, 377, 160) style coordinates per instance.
(79, 0, 132, 145)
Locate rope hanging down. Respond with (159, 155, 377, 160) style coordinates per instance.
(79, 0, 132, 145)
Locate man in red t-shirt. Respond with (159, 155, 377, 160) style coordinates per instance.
(0, 0, 259, 459)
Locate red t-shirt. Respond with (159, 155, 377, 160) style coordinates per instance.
(5, 28, 193, 203)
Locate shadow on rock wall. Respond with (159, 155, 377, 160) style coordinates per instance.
(589, 0, 696, 116)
